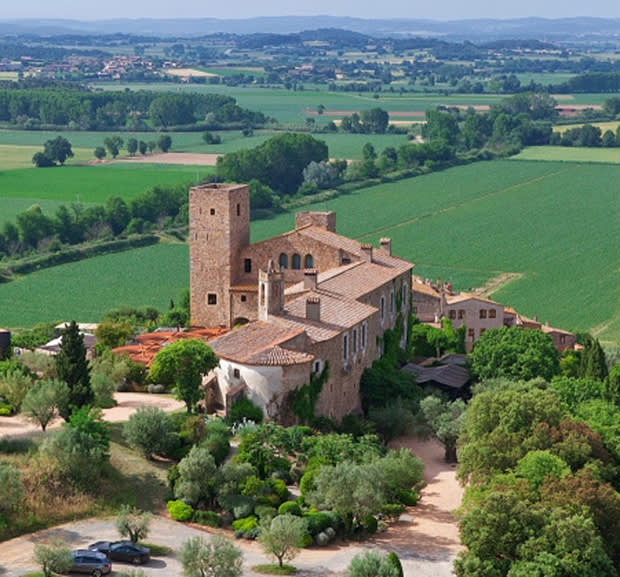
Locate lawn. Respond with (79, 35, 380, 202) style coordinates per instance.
(512, 146, 620, 163)
(1, 159, 618, 344)
(0, 163, 211, 225)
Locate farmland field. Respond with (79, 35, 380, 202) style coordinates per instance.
(2, 159, 618, 344)
(0, 144, 93, 170)
(513, 146, 620, 163)
(0, 129, 408, 161)
(0, 243, 189, 328)
(0, 163, 210, 225)
(552, 122, 620, 134)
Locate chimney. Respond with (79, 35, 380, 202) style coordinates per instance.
(360, 243, 373, 262)
(306, 296, 320, 322)
(379, 238, 392, 256)
(304, 269, 318, 290)
(534, 314, 538, 322)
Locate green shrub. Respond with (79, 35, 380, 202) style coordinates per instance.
(304, 512, 332, 536)
(397, 489, 418, 506)
(387, 552, 404, 577)
(192, 510, 222, 527)
(269, 478, 289, 504)
(254, 505, 277, 522)
(256, 494, 281, 508)
(167, 500, 194, 521)
(361, 514, 378, 534)
(299, 468, 319, 497)
(0, 405, 11, 416)
(380, 503, 405, 520)
(278, 501, 302, 517)
(91, 373, 116, 409)
(123, 406, 177, 460)
(201, 432, 230, 465)
(229, 397, 263, 424)
(233, 500, 256, 520)
(232, 515, 259, 539)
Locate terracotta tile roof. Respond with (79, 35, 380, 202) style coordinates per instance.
(246, 345, 314, 366)
(412, 279, 440, 298)
(112, 327, 227, 367)
(277, 289, 377, 342)
(445, 292, 502, 306)
(541, 324, 574, 336)
(504, 306, 518, 315)
(209, 322, 307, 364)
(287, 258, 411, 302)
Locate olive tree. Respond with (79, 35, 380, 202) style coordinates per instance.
(116, 505, 152, 543)
(21, 379, 69, 431)
(180, 535, 243, 577)
(123, 406, 176, 460)
(258, 514, 309, 568)
(34, 541, 73, 577)
(420, 395, 466, 462)
(347, 550, 399, 577)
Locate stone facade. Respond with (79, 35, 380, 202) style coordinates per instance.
(190, 183, 413, 421)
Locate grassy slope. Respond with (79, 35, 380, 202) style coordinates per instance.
(0, 242, 189, 328)
(1, 159, 617, 343)
(0, 163, 211, 226)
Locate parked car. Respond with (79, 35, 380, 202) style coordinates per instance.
(88, 541, 150, 565)
(69, 550, 112, 576)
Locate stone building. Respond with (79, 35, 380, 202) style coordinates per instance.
(189, 183, 413, 421)
(412, 276, 575, 352)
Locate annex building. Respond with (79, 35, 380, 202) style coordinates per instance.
(189, 183, 413, 421)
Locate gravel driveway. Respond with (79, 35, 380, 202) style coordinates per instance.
(0, 516, 455, 577)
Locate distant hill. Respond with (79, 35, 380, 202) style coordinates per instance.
(0, 16, 619, 41)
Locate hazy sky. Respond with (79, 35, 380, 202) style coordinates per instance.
(4, 0, 620, 21)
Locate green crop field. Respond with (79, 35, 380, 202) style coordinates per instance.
(89, 83, 506, 126)
(513, 146, 620, 163)
(0, 129, 408, 160)
(1, 159, 618, 343)
(0, 144, 93, 170)
(0, 163, 210, 225)
(553, 122, 620, 134)
(0, 243, 190, 328)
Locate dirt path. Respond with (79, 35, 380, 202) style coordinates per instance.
(0, 392, 185, 437)
(112, 152, 222, 165)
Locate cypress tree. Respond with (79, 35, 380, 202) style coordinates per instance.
(55, 321, 93, 419)
(582, 337, 608, 381)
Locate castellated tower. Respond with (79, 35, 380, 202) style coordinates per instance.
(189, 183, 250, 328)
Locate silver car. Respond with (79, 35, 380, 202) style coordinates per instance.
(69, 550, 112, 577)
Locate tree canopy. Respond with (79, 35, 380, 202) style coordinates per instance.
(468, 326, 559, 382)
(148, 339, 218, 412)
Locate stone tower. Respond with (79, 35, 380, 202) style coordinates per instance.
(189, 183, 250, 328)
(258, 260, 284, 321)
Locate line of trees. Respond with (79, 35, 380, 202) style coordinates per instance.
(0, 183, 189, 258)
(0, 87, 266, 130)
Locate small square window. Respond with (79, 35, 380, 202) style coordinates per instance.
(480, 328, 486, 335)
(449, 310, 456, 320)
(210, 208, 215, 215)
(479, 309, 487, 319)
(468, 328, 475, 337)
(233, 368, 240, 379)
(458, 309, 465, 319)
(207, 293, 217, 305)
(244, 258, 252, 273)
(241, 295, 247, 302)
(489, 309, 497, 319)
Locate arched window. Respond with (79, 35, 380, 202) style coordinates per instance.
(279, 253, 288, 269)
(292, 253, 301, 270)
(304, 254, 314, 268)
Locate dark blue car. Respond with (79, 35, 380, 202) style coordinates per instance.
(88, 541, 150, 565)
